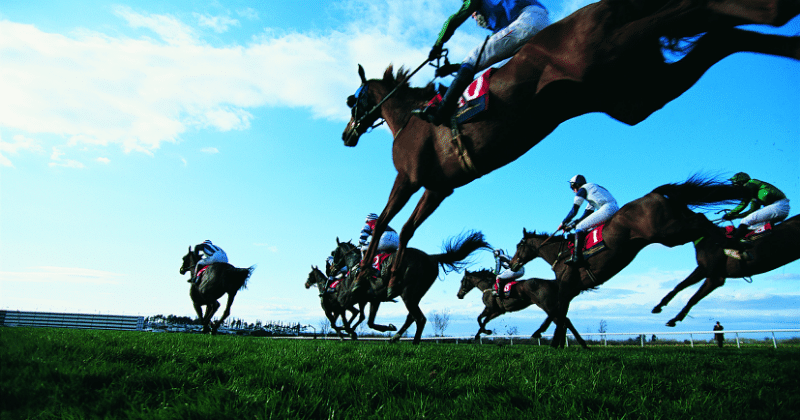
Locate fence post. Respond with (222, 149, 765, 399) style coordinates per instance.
(690, 334, 694, 348)
(735, 332, 740, 349)
(640, 335, 644, 348)
(772, 332, 778, 349)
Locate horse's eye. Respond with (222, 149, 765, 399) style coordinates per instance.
(346, 95, 357, 108)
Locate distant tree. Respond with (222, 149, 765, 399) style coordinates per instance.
(319, 318, 331, 336)
(506, 325, 519, 336)
(430, 309, 451, 337)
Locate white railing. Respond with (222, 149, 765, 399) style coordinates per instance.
(294, 329, 800, 348)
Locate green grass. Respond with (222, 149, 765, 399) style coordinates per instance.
(2, 327, 799, 419)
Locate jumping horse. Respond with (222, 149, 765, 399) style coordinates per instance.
(305, 265, 365, 340)
(341, 0, 799, 302)
(509, 177, 744, 347)
(653, 213, 800, 326)
(333, 231, 491, 344)
(180, 247, 255, 334)
(458, 269, 588, 347)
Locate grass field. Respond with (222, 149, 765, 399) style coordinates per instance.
(2, 327, 799, 419)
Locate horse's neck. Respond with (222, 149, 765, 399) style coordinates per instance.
(534, 238, 565, 265)
(314, 271, 327, 293)
(472, 274, 495, 291)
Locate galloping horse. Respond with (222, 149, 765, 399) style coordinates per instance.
(334, 231, 490, 344)
(341, 0, 799, 301)
(509, 178, 744, 347)
(305, 265, 365, 340)
(653, 214, 800, 326)
(180, 247, 255, 334)
(458, 269, 587, 347)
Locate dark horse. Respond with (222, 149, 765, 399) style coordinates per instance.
(334, 231, 491, 344)
(305, 265, 365, 340)
(509, 177, 744, 347)
(653, 213, 800, 326)
(180, 247, 255, 334)
(341, 0, 799, 300)
(458, 269, 587, 347)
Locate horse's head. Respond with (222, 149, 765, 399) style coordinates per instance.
(306, 265, 324, 289)
(457, 269, 494, 299)
(180, 246, 198, 275)
(342, 65, 381, 147)
(330, 238, 360, 275)
(510, 228, 543, 271)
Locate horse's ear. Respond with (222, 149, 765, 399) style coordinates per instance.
(523, 228, 528, 236)
(358, 64, 367, 84)
(188, 246, 192, 252)
(336, 237, 341, 245)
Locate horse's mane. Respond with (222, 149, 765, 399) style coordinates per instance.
(468, 268, 495, 277)
(383, 65, 436, 100)
(523, 230, 553, 239)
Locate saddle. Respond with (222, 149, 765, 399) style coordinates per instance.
(725, 223, 773, 243)
(561, 224, 608, 260)
(424, 68, 494, 125)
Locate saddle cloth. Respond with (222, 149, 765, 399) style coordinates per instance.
(725, 223, 773, 242)
(425, 69, 494, 124)
(566, 224, 607, 259)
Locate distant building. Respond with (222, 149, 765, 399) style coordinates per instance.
(0, 310, 144, 331)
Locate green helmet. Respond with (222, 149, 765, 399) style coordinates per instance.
(730, 172, 750, 185)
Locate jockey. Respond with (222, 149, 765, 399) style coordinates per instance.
(723, 172, 790, 245)
(557, 175, 620, 265)
(325, 255, 347, 293)
(492, 249, 524, 298)
(190, 240, 228, 284)
(358, 213, 400, 257)
(413, 0, 550, 125)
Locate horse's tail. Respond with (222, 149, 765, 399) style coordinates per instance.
(433, 231, 492, 275)
(230, 265, 255, 291)
(651, 174, 744, 210)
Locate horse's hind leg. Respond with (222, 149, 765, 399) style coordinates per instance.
(564, 317, 589, 349)
(531, 316, 553, 339)
(475, 308, 502, 341)
(667, 276, 727, 327)
(365, 302, 398, 333)
(193, 302, 209, 333)
(652, 266, 705, 313)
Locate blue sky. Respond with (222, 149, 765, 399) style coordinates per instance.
(1, 0, 798, 340)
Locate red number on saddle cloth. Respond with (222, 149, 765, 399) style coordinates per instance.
(457, 69, 494, 107)
(372, 253, 392, 270)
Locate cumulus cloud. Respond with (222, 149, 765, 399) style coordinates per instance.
(201, 147, 219, 154)
(0, 134, 45, 167)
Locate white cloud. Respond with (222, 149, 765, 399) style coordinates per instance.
(195, 13, 240, 33)
(48, 147, 85, 168)
(201, 147, 219, 154)
(96, 157, 111, 164)
(0, 134, 45, 167)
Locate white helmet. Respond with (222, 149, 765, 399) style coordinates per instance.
(569, 174, 586, 189)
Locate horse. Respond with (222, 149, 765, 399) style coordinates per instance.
(508, 177, 745, 347)
(341, 0, 799, 301)
(334, 231, 491, 344)
(653, 213, 800, 326)
(458, 269, 587, 347)
(305, 265, 365, 340)
(180, 246, 255, 334)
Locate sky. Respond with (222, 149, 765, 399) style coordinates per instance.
(1, 0, 799, 341)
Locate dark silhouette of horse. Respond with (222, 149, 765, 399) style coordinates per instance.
(458, 269, 587, 347)
(653, 214, 800, 326)
(335, 231, 491, 344)
(509, 177, 744, 347)
(341, 0, 799, 301)
(305, 265, 365, 339)
(180, 246, 254, 334)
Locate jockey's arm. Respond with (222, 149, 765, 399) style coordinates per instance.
(434, 0, 481, 49)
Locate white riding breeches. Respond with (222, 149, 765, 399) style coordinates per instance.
(497, 266, 524, 281)
(464, 5, 550, 72)
(361, 230, 400, 253)
(741, 198, 790, 228)
(576, 202, 619, 233)
(196, 251, 228, 272)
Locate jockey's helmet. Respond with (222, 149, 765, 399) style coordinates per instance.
(730, 172, 750, 185)
(569, 174, 586, 189)
(366, 213, 379, 222)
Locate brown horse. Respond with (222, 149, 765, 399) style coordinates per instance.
(335, 231, 491, 344)
(508, 177, 744, 347)
(458, 269, 587, 347)
(341, 0, 799, 299)
(305, 265, 365, 340)
(180, 247, 254, 334)
(653, 213, 800, 326)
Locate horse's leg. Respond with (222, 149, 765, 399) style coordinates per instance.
(531, 316, 553, 339)
(387, 188, 452, 295)
(652, 266, 705, 313)
(356, 174, 419, 289)
(393, 299, 427, 345)
(193, 301, 208, 333)
(476, 309, 503, 340)
(365, 301, 397, 333)
(667, 276, 727, 327)
(204, 300, 220, 334)
(564, 317, 589, 349)
(391, 314, 416, 343)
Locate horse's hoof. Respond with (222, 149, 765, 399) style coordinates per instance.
(387, 323, 397, 331)
(390, 334, 401, 343)
(532, 333, 541, 339)
(652, 307, 662, 314)
(666, 320, 677, 327)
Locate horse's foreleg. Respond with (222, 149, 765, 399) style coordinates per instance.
(394, 300, 427, 345)
(667, 276, 727, 327)
(193, 302, 208, 332)
(653, 266, 706, 313)
(391, 314, 416, 343)
(358, 175, 418, 287)
(204, 300, 220, 334)
(388, 188, 452, 294)
(213, 293, 236, 332)
(476, 308, 502, 340)
(564, 317, 589, 349)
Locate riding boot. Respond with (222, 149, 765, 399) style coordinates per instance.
(412, 64, 475, 126)
(567, 231, 585, 265)
(726, 224, 751, 249)
(493, 279, 504, 298)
